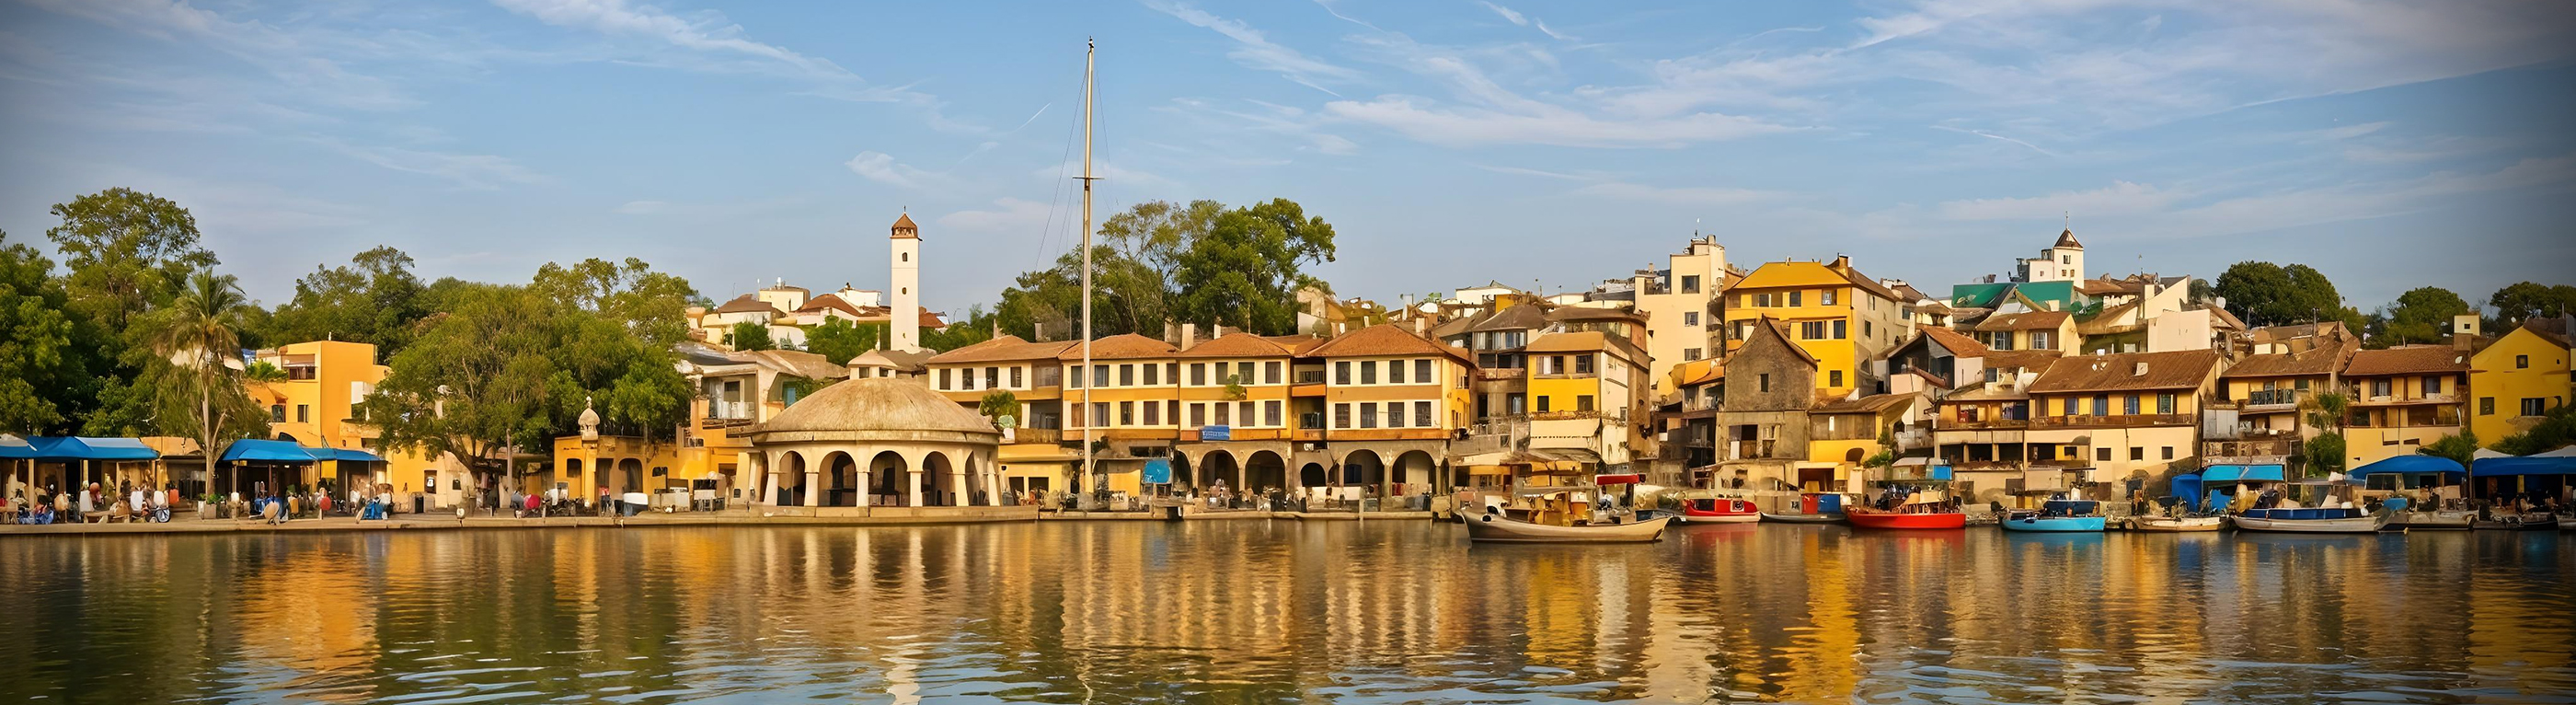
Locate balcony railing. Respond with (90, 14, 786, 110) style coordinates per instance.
(1300, 412, 1326, 430)
(1478, 367, 1524, 381)
(2031, 413, 2193, 428)
(1296, 371, 1327, 385)
(2205, 438, 2297, 458)
(702, 400, 753, 423)
(1007, 427, 1064, 445)
(1034, 368, 1063, 387)
(2245, 388, 2304, 407)
(1943, 418, 2029, 430)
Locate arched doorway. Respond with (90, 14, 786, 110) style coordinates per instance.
(775, 451, 807, 506)
(1170, 452, 1196, 491)
(822, 451, 858, 507)
(1299, 462, 1328, 490)
(1342, 450, 1386, 498)
(1246, 450, 1288, 494)
(1844, 448, 1865, 463)
(1202, 450, 1240, 495)
(616, 457, 644, 496)
(868, 451, 907, 506)
(961, 452, 987, 506)
(563, 458, 584, 495)
(922, 452, 957, 506)
(1393, 450, 1437, 497)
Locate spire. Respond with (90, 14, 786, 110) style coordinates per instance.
(891, 211, 919, 239)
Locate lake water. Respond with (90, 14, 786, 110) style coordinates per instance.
(2, 521, 2570, 704)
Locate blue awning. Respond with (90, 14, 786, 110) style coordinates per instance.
(2351, 455, 2466, 477)
(2470, 457, 2576, 477)
(21, 436, 162, 461)
(2203, 464, 2286, 484)
(218, 439, 322, 463)
(0, 433, 32, 459)
(322, 447, 386, 463)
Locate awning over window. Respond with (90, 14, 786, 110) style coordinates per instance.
(219, 439, 323, 463)
(2202, 464, 2286, 484)
(2470, 457, 2576, 477)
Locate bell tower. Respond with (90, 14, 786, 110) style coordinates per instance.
(890, 212, 922, 352)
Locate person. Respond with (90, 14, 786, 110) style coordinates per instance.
(130, 485, 146, 517)
(75, 483, 95, 523)
(149, 486, 169, 523)
(523, 491, 541, 518)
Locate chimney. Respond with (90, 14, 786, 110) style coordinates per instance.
(1832, 254, 1851, 271)
(1181, 322, 1198, 350)
(2451, 313, 2481, 351)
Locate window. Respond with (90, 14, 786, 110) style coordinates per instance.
(2124, 395, 2140, 415)
(1266, 362, 1282, 385)
(1334, 403, 1351, 428)
(1360, 403, 1378, 428)
(2061, 254, 2071, 264)
(2524, 399, 2548, 416)
(1360, 361, 1378, 384)
(985, 366, 1001, 388)
(1335, 361, 1352, 385)
(1822, 289, 1838, 306)
(1385, 402, 1402, 427)
(1863, 321, 1872, 339)
(938, 368, 953, 389)
(2162, 446, 2175, 460)
(2093, 394, 2110, 415)
(1414, 359, 1432, 382)
(2372, 379, 2391, 398)
(1091, 402, 1110, 427)
(1415, 400, 1432, 427)
(2130, 446, 2145, 461)
(270, 405, 285, 422)
(2030, 331, 2051, 350)
(1142, 364, 1159, 386)
(1801, 321, 1827, 340)
(1684, 311, 1699, 326)
(1681, 274, 1701, 294)
(2517, 354, 2530, 369)
(2097, 447, 2113, 462)
(1833, 319, 1847, 340)
(1577, 395, 1595, 412)
(1067, 366, 1082, 388)
(1190, 403, 1207, 427)
(1577, 355, 1595, 374)
(1010, 366, 1023, 387)
(1829, 370, 1844, 387)
(1684, 348, 1703, 361)
(1790, 291, 1803, 306)
(1536, 396, 1552, 413)
(296, 405, 309, 423)
(2481, 397, 2495, 415)
(1758, 374, 1771, 393)
(1266, 400, 1282, 426)
(1389, 360, 1407, 384)
(2157, 393, 2176, 415)
(1118, 364, 1134, 387)
(1119, 401, 1134, 426)
(1092, 364, 1109, 387)
(2065, 399, 2080, 416)
(1144, 400, 1160, 426)
(1213, 402, 1231, 427)
(2423, 376, 2443, 396)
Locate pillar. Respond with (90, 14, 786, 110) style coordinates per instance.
(906, 460, 925, 508)
(738, 450, 760, 508)
(855, 468, 871, 511)
(803, 465, 822, 507)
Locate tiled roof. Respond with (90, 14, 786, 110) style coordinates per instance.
(1680, 360, 1724, 387)
(1305, 324, 1470, 364)
(1526, 330, 1606, 353)
(796, 294, 864, 318)
(737, 349, 845, 380)
(925, 335, 1076, 364)
(1918, 326, 1989, 357)
(1469, 304, 1549, 331)
(2075, 301, 2143, 335)
(2223, 340, 2351, 378)
(1982, 350, 2064, 372)
(1545, 306, 1642, 323)
(1974, 310, 2070, 332)
(1834, 265, 1904, 303)
(2054, 228, 2083, 248)
(713, 294, 782, 315)
(1178, 332, 1296, 358)
(2029, 350, 2221, 393)
(1054, 333, 1179, 361)
(2343, 346, 2468, 376)
(1811, 393, 1915, 414)
(1266, 335, 1331, 355)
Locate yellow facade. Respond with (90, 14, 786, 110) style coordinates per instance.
(545, 435, 684, 496)
(247, 340, 464, 498)
(2467, 327, 2572, 444)
(1722, 260, 1906, 399)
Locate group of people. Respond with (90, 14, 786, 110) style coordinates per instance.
(5, 480, 173, 525)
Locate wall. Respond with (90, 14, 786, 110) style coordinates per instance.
(1633, 238, 1725, 398)
(2468, 329, 2572, 443)
(2147, 309, 2214, 352)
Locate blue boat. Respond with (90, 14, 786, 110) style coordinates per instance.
(1999, 499, 2108, 533)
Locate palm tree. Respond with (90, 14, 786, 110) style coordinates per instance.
(155, 270, 250, 492)
(245, 361, 289, 383)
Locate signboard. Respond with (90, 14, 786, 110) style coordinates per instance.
(1201, 425, 1231, 442)
(1143, 458, 1172, 485)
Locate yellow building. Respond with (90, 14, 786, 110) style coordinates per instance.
(924, 335, 1078, 500)
(1301, 324, 1477, 500)
(2024, 350, 2223, 496)
(1060, 333, 1183, 496)
(1970, 311, 2078, 354)
(2341, 346, 2470, 468)
(246, 341, 467, 503)
(545, 433, 682, 499)
(1169, 332, 1301, 493)
(2211, 330, 2352, 446)
(2468, 319, 2572, 445)
(1721, 256, 1913, 399)
(1524, 329, 1651, 470)
(1807, 393, 1921, 495)
(674, 345, 846, 507)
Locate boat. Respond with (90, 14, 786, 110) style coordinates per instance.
(2386, 509, 2474, 530)
(2228, 506, 2386, 533)
(1677, 496, 1761, 524)
(2470, 512, 2558, 531)
(1847, 505, 1968, 529)
(1760, 491, 1846, 524)
(1998, 500, 2108, 533)
(1456, 507, 1671, 543)
(2127, 515, 2223, 532)
(2560, 514, 2576, 531)
(1847, 458, 1964, 530)
(1759, 512, 1846, 524)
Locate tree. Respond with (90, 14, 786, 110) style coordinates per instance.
(922, 305, 996, 352)
(45, 189, 218, 338)
(979, 389, 1019, 424)
(993, 199, 1338, 340)
(245, 361, 288, 383)
(263, 246, 429, 353)
(2374, 286, 2473, 346)
(532, 257, 700, 348)
(2419, 432, 2480, 469)
(1169, 200, 1337, 334)
(2487, 282, 2576, 329)
(0, 229, 85, 433)
(2301, 391, 2352, 477)
(2491, 405, 2576, 457)
(153, 270, 267, 490)
(730, 321, 775, 351)
(1863, 430, 1897, 469)
(2303, 433, 2347, 477)
(806, 318, 888, 365)
(2214, 261, 2356, 329)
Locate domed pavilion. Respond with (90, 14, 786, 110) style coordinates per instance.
(748, 377, 1007, 514)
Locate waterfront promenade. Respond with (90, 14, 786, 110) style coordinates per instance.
(0, 506, 1455, 537)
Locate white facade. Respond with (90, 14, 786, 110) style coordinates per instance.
(1633, 237, 1727, 397)
(891, 214, 923, 352)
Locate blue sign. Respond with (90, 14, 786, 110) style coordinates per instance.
(1143, 458, 1172, 485)
(1201, 425, 1230, 442)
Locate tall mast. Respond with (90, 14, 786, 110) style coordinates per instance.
(1078, 38, 1098, 503)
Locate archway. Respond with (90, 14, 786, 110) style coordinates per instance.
(1246, 450, 1288, 494)
(1170, 452, 1196, 491)
(868, 451, 907, 506)
(1342, 450, 1386, 499)
(922, 452, 958, 507)
(1202, 450, 1240, 496)
(1845, 447, 1865, 463)
(1393, 450, 1437, 498)
(275, 432, 299, 444)
(616, 457, 643, 496)
(961, 452, 988, 506)
(563, 458, 584, 495)
(822, 451, 859, 507)
(775, 451, 807, 506)
(1298, 462, 1328, 491)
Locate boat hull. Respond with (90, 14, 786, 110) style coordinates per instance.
(1999, 515, 2107, 532)
(1457, 511, 1671, 543)
(2128, 516, 2223, 532)
(1679, 512, 1762, 524)
(2229, 514, 2385, 533)
(1845, 509, 1966, 530)
(2388, 510, 2474, 530)
(2472, 513, 2558, 531)
(1759, 513, 1846, 525)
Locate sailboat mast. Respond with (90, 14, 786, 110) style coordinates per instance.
(1078, 38, 1098, 502)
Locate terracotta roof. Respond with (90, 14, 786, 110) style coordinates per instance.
(713, 294, 783, 316)
(1680, 360, 1724, 387)
(1305, 323, 1473, 364)
(925, 335, 1076, 364)
(890, 213, 919, 238)
(1468, 305, 1549, 331)
(753, 378, 991, 438)
(1428, 315, 1478, 340)
(2343, 346, 2468, 377)
(1739, 318, 1818, 367)
(1812, 393, 1915, 414)
(2029, 350, 2222, 394)
(1545, 306, 1642, 323)
(1918, 326, 1990, 357)
(1266, 335, 1331, 354)
(736, 349, 845, 380)
(1526, 330, 1607, 353)
(2204, 306, 2247, 331)
(2075, 301, 2143, 336)
(1055, 333, 1179, 361)
(2076, 280, 2132, 297)
(796, 293, 864, 318)
(1833, 265, 1904, 303)
(1981, 350, 2064, 372)
(1974, 310, 2070, 332)
(1178, 332, 1296, 358)
(2223, 340, 2351, 378)
(2249, 322, 2335, 344)
(2053, 228, 2083, 249)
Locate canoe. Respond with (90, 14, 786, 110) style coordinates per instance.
(1679, 498, 1763, 524)
(1845, 507, 1966, 530)
(1760, 513, 1846, 525)
(1456, 510, 1671, 543)
(1999, 514, 2107, 532)
(2229, 507, 2386, 534)
(2387, 510, 2474, 530)
(2128, 516, 2223, 532)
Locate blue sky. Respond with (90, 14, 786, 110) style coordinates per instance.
(3, 0, 2572, 317)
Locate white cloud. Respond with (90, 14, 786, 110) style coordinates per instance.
(1478, 2, 1527, 26)
(1938, 181, 2176, 220)
(21, 0, 415, 111)
(313, 138, 545, 190)
(1029, 159, 1174, 190)
(845, 151, 944, 189)
(1143, 0, 1359, 95)
(615, 200, 668, 214)
(937, 197, 1055, 234)
(1326, 96, 1787, 148)
(490, 0, 846, 79)
(1572, 181, 1781, 205)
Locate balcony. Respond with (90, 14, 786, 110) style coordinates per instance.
(2205, 437, 2297, 458)
(1296, 371, 1327, 385)
(1034, 368, 1063, 387)
(699, 400, 754, 428)
(1894, 428, 1932, 451)
(1477, 367, 1525, 381)
(1944, 418, 2029, 430)
(2348, 391, 2461, 407)
(2244, 388, 2305, 407)
(1726, 439, 1789, 460)
(1006, 427, 1064, 445)
(2032, 413, 2193, 429)
(1300, 412, 1326, 430)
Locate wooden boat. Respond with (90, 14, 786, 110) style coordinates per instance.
(1998, 500, 2107, 533)
(2387, 509, 2474, 530)
(1456, 508, 1671, 543)
(2470, 512, 2558, 531)
(1759, 512, 1846, 524)
(1678, 497, 1762, 524)
(2128, 515, 2223, 532)
(1846, 505, 1967, 530)
(2228, 506, 2386, 533)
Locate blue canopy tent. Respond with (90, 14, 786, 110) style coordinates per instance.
(6, 437, 164, 507)
(2469, 455, 2576, 503)
(2352, 456, 2467, 489)
(216, 439, 322, 502)
(2168, 473, 2204, 513)
(2200, 464, 2285, 513)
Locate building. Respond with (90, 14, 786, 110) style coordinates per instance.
(1627, 237, 1727, 398)
(1806, 393, 1924, 495)
(2467, 317, 2573, 445)
(1436, 303, 1548, 422)
(2017, 228, 2086, 283)
(2207, 322, 2356, 460)
(1712, 319, 1818, 491)
(1169, 332, 1302, 496)
(1662, 359, 1723, 487)
(1971, 311, 2078, 354)
(1524, 329, 1651, 475)
(1720, 256, 1912, 399)
(921, 334, 1077, 499)
(674, 344, 847, 506)
(1299, 324, 1477, 502)
(2024, 350, 2224, 498)
(890, 213, 924, 352)
(244, 340, 467, 506)
(1059, 333, 1183, 495)
(745, 377, 1026, 518)
(2341, 346, 2470, 468)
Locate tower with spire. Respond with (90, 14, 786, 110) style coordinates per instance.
(890, 212, 923, 352)
(2016, 224, 2085, 283)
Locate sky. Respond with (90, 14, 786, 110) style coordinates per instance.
(3, 0, 2573, 318)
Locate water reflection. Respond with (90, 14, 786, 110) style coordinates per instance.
(1, 523, 2570, 703)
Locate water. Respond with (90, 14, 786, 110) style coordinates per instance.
(2, 522, 2570, 704)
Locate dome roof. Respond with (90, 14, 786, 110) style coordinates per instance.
(754, 377, 996, 439)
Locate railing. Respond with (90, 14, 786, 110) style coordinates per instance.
(1477, 367, 1524, 381)
(1300, 412, 1326, 430)
(2032, 413, 2193, 428)
(2347, 390, 2460, 405)
(1529, 410, 1627, 423)
(1894, 429, 1932, 451)
(1296, 371, 1327, 385)
(1008, 427, 1064, 445)
(1034, 368, 1063, 387)
(1727, 440, 1783, 460)
(1943, 418, 2029, 430)
(2204, 438, 2296, 457)
(2245, 388, 2303, 407)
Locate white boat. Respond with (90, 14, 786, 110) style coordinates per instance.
(1759, 512, 1846, 525)
(2228, 507, 2386, 534)
(2128, 515, 2223, 532)
(2387, 509, 2474, 530)
(1456, 509, 1671, 543)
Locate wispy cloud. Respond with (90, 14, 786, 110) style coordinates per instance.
(312, 138, 545, 190)
(937, 197, 1055, 234)
(1939, 181, 2174, 220)
(1572, 181, 1781, 205)
(1931, 125, 2056, 157)
(845, 151, 948, 189)
(1478, 2, 1527, 27)
(1143, 0, 1359, 96)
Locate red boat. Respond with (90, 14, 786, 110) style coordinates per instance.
(1845, 505, 1967, 529)
(1678, 497, 1762, 524)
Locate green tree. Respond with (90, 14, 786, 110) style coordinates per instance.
(1169, 199, 1338, 334)
(806, 318, 888, 365)
(2418, 432, 2480, 469)
(45, 188, 218, 338)
(921, 305, 995, 352)
(979, 389, 1020, 423)
(2299, 391, 2352, 477)
(359, 284, 558, 499)
(244, 361, 288, 383)
(2214, 261, 2357, 329)
(152, 270, 267, 488)
(2491, 405, 2576, 457)
(263, 246, 429, 353)
(0, 230, 85, 433)
(993, 199, 1337, 340)
(531, 257, 701, 348)
(2487, 282, 2576, 329)
(730, 321, 775, 351)
(2375, 286, 2472, 346)
(2303, 433, 2347, 477)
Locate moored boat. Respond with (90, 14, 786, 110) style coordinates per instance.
(1848, 458, 1964, 530)
(1456, 508, 1671, 543)
(1846, 505, 1967, 529)
(1678, 497, 1762, 524)
(1998, 500, 2108, 533)
(2128, 515, 2223, 532)
(2228, 506, 2386, 533)
(2559, 514, 2576, 531)
(1760, 491, 1848, 524)
(2386, 509, 2474, 530)
(2470, 512, 2558, 531)
(1760, 512, 1846, 525)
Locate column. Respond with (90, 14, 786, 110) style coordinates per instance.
(738, 450, 760, 509)
(855, 468, 871, 512)
(906, 461, 925, 507)
(803, 464, 822, 508)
